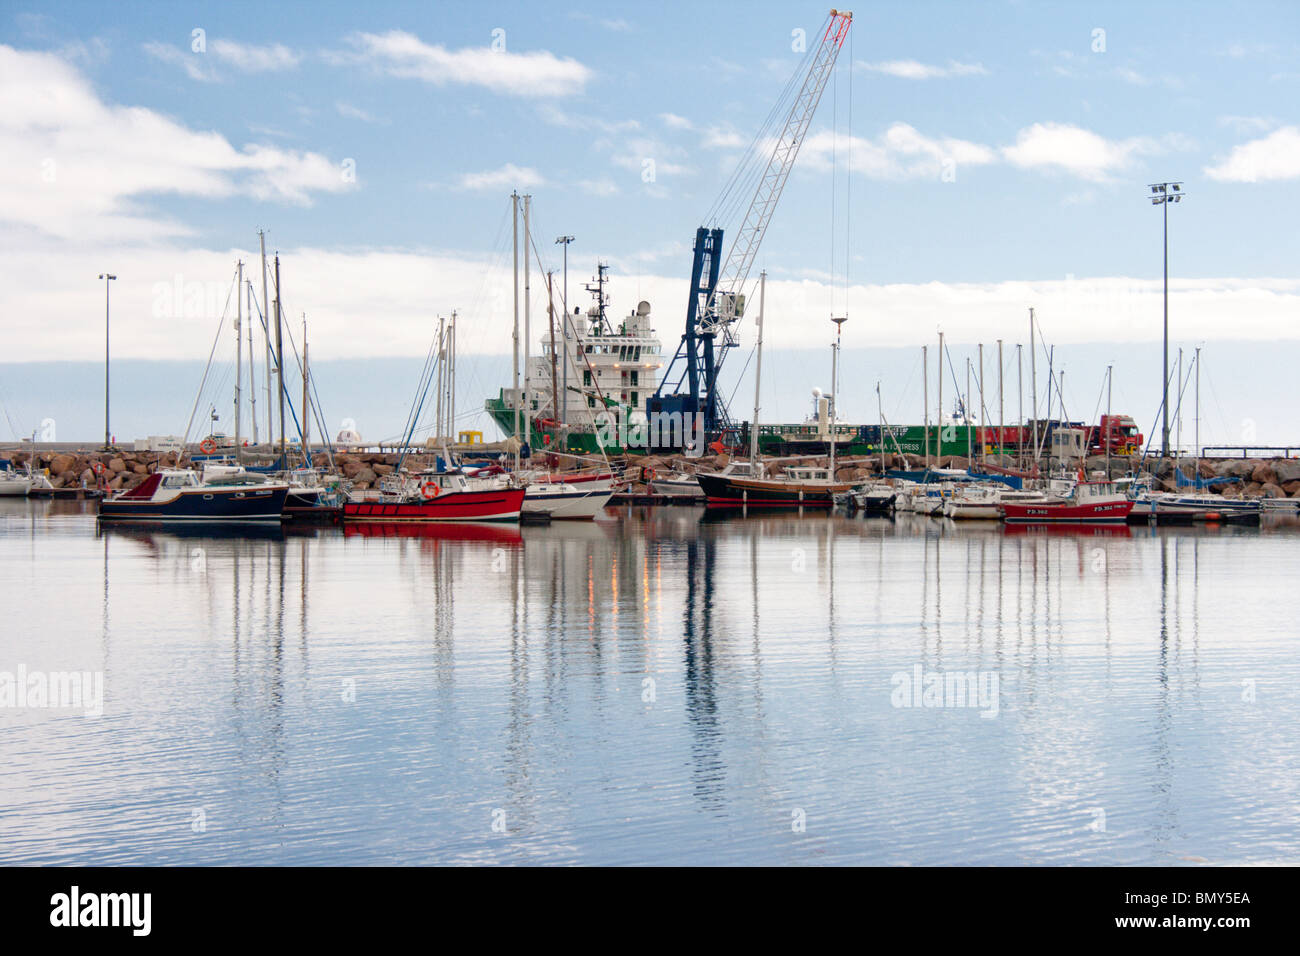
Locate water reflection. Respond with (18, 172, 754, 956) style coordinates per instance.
(2, 500, 1297, 864)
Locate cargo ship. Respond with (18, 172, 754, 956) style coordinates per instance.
(484, 264, 664, 454)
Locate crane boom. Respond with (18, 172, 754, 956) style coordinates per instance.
(699, 9, 852, 340)
(650, 10, 852, 448)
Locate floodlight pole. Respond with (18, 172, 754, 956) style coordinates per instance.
(1148, 181, 1185, 459)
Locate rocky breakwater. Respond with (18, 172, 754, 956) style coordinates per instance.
(5, 449, 180, 492)
(620, 452, 1300, 500)
(333, 453, 400, 491)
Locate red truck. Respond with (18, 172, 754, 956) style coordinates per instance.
(1088, 414, 1143, 456)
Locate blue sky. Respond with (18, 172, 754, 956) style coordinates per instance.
(2, 0, 1299, 442)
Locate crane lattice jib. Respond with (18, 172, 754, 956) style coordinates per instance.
(698, 10, 852, 339)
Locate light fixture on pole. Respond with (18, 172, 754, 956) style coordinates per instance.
(830, 315, 847, 477)
(1147, 181, 1185, 458)
(98, 273, 117, 448)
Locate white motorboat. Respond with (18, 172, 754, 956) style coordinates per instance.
(0, 465, 32, 496)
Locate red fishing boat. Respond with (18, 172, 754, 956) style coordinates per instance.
(343, 469, 524, 523)
(999, 479, 1134, 524)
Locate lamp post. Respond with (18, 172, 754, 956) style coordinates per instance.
(1148, 181, 1185, 458)
(830, 314, 846, 479)
(98, 273, 116, 448)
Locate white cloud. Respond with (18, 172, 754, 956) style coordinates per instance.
(538, 104, 638, 133)
(611, 137, 692, 177)
(143, 41, 218, 82)
(656, 113, 741, 149)
(576, 178, 619, 196)
(457, 163, 546, 191)
(1204, 126, 1300, 182)
(703, 126, 746, 150)
(210, 40, 301, 72)
(336, 102, 384, 124)
(0, 45, 355, 241)
(1217, 115, 1277, 134)
(802, 123, 996, 180)
(568, 12, 633, 32)
(1001, 123, 1156, 182)
(340, 30, 591, 98)
(6, 239, 1299, 364)
(856, 59, 988, 79)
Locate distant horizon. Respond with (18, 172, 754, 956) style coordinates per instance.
(3, 338, 1293, 450)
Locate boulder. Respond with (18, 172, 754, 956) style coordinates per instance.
(109, 476, 125, 491)
(50, 453, 76, 475)
(340, 459, 366, 480)
(79, 468, 95, 485)
(132, 463, 148, 475)
(1251, 463, 1278, 485)
(1283, 480, 1300, 497)
(108, 458, 127, 473)
(1260, 482, 1285, 499)
(353, 466, 377, 485)
(372, 463, 394, 476)
(1273, 459, 1300, 484)
(1243, 481, 1263, 498)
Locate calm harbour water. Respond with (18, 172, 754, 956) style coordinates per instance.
(2, 498, 1298, 866)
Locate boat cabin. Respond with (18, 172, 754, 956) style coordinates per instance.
(785, 466, 832, 482)
(415, 470, 471, 495)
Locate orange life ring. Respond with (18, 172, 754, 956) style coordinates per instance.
(92, 461, 106, 475)
(643, 467, 656, 482)
(420, 481, 441, 499)
(199, 438, 217, 454)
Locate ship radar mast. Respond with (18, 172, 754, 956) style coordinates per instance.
(583, 262, 612, 334)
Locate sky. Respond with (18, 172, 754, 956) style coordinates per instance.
(1, 0, 1298, 445)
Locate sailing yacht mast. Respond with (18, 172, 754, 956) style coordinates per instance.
(1195, 347, 1201, 479)
(1030, 308, 1038, 467)
(274, 254, 286, 466)
(260, 230, 272, 449)
(997, 339, 1004, 466)
(511, 193, 520, 470)
(937, 331, 943, 462)
(247, 280, 258, 446)
(523, 194, 532, 452)
(548, 272, 559, 426)
(301, 314, 309, 453)
(923, 345, 930, 465)
(749, 272, 766, 468)
(1105, 364, 1113, 478)
(978, 342, 985, 466)
(435, 316, 446, 442)
(235, 259, 243, 462)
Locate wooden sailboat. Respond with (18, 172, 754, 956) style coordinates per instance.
(698, 275, 854, 508)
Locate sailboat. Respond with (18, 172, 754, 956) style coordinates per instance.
(0, 460, 33, 496)
(697, 276, 854, 508)
(1126, 350, 1260, 523)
